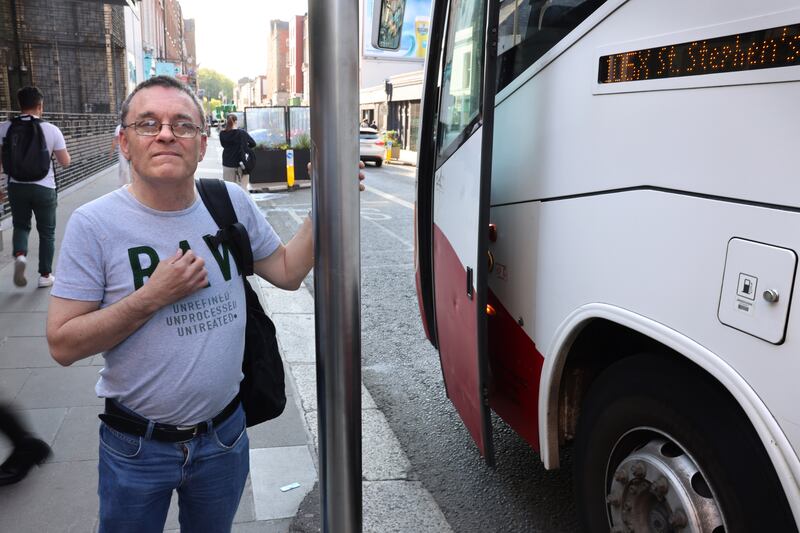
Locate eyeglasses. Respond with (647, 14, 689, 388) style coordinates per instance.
(122, 119, 203, 139)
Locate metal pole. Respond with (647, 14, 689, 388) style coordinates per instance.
(308, 0, 362, 531)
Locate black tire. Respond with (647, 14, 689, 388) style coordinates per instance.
(573, 353, 796, 533)
(374, 159, 383, 167)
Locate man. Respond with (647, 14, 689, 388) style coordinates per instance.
(109, 123, 131, 187)
(45, 76, 346, 532)
(0, 86, 71, 288)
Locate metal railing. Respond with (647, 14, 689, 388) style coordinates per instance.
(1, 111, 118, 222)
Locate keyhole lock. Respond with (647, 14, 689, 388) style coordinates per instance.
(763, 289, 779, 303)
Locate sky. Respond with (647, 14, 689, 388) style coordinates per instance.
(180, 0, 309, 82)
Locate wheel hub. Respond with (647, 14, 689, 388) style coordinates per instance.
(606, 437, 724, 533)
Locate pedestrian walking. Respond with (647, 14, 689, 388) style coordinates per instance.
(0, 86, 71, 288)
(0, 403, 51, 486)
(110, 124, 131, 187)
(45, 75, 362, 533)
(219, 113, 255, 191)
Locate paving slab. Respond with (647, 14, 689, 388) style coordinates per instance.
(0, 336, 83, 368)
(0, 367, 30, 402)
(0, 459, 98, 533)
(250, 445, 317, 521)
(263, 287, 315, 314)
(0, 407, 66, 460)
(291, 362, 377, 413)
(272, 314, 316, 363)
(233, 519, 294, 532)
(0, 288, 51, 312)
(50, 405, 103, 462)
(165, 518, 294, 533)
(302, 408, 411, 481)
(0, 312, 48, 337)
(361, 409, 412, 481)
(247, 397, 309, 449)
(13, 366, 103, 409)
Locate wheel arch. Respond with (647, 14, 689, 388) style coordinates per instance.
(537, 303, 800, 525)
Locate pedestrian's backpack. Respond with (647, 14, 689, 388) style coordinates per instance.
(196, 178, 287, 427)
(1, 116, 51, 182)
(241, 146, 257, 173)
(240, 133, 257, 173)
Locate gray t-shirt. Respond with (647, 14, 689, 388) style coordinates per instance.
(52, 182, 280, 424)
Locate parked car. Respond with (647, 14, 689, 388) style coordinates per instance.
(359, 128, 384, 167)
(248, 128, 287, 147)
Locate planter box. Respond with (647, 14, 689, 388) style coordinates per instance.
(250, 147, 287, 184)
(292, 148, 311, 180)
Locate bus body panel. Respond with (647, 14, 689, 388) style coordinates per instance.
(415, 0, 800, 525)
(492, 1, 800, 209)
(486, 191, 800, 519)
(486, 0, 800, 456)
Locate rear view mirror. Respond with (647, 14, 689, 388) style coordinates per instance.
(372, 0, 406, 50)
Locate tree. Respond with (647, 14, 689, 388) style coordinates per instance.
(198, 68, 234, 102)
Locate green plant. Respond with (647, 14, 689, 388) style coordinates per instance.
(293, 133, 311, 149)
(383, 130, 399, 143)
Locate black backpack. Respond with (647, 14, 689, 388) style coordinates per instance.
(1, 116, 51, 182)
(240, 132, 256, 173)
(241, 146, 257, 173)
(196, 178, 287, 427)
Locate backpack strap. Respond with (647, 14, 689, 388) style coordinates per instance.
(196, 178, 255, 276)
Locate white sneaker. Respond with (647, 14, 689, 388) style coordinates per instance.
(37, 274, 55, 288)
(13, 255, 27, 287)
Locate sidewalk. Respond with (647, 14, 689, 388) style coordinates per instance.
(0, 166, 452, 533)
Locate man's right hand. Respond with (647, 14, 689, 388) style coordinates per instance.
(48, 249, 208, 366)
(140, 249, 208, 309)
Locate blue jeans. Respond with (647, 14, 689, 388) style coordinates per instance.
(98, 403, 249, 533)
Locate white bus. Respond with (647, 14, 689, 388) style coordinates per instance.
(404, 0, 800, 530)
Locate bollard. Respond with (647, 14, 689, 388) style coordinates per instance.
(286, 148, 295, 189)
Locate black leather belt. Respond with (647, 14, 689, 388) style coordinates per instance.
(99, 394, 240, 443)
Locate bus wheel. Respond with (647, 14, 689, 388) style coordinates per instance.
(573, 354, 797, 533)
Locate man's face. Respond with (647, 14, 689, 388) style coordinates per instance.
(120, 86, 207, 184)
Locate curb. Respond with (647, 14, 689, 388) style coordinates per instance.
(255, 278, 453, 533)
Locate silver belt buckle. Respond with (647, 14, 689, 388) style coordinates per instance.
(176, 424, 199, 436)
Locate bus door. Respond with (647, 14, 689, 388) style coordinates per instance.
(427, 0, 496, 462)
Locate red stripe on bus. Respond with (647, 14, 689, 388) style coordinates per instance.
(487, 289, 544, 451)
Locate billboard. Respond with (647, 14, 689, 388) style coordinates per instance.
(363, 0, 431, 61)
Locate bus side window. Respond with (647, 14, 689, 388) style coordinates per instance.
(436, 0, 487, 163)
(496, 0, 606, 92)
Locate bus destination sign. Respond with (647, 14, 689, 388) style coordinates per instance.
(599, 23, 800, 83)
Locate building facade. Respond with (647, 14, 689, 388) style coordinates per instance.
(140, 0, 165, 80)
(0, 0, 127, 113)
(266, 19, 289, 107)
(358, 0, 430, 159)
(183, 18, 197, 89)
(302, 14, 309, 106)
(360, 69, 422, 159)
(288, 15, 304, 106)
